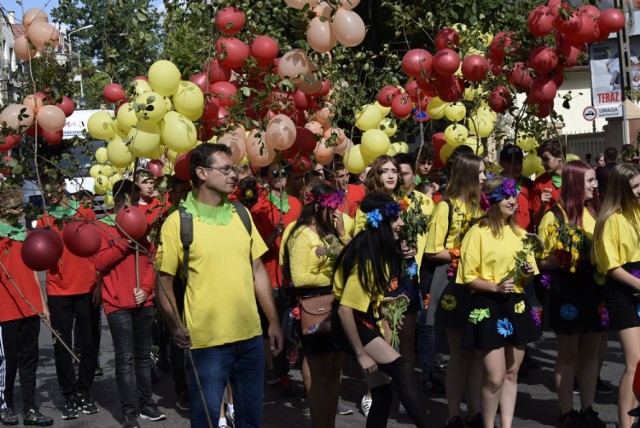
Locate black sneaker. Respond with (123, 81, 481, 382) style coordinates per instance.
(421, 375, 445, 394)
(0, 408, 19, 425)
(76, 392, 99, 414)
(176, 391, 189, 411)
(122, 411, 140, 428)
(61, 396, 79, 420)
(465, 412, 483, 428)
(139, 404, 166, 421)
(596, 377, 614, 395)
(445, 416, 465, 428)
(22, 409, 53, 426)
(559, 409, 583, 428)
(94, 365, 104, 377)
(581, 407, 606, 428)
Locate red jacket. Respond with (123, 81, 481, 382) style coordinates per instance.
(0, 237, 43, 322)
(94, 223, 155, 315)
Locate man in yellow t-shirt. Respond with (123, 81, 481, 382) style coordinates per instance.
(156, 143, 284, 428)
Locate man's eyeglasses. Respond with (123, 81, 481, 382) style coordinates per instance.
(271, 169, 288, 178)
(202, 165, 238, 175)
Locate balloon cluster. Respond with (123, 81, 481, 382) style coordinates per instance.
(13, 8, 60, 62)
(298, 0, 366, 52)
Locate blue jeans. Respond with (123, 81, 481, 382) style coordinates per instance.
(106, 306, 154, 414)
(188, 335, 264, 428)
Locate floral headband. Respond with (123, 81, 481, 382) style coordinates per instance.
(480, 178, 518, 211)
(304, 190, 345, 210)
(365, 201, 402, 228)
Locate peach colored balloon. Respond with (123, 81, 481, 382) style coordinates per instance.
(284, 0, 319, 10)
(37, 105, 66, 133)
(297, 74, 323, 95)
(23, 8, 48, 29)
(307, 17, 336, 53)
(304, 120, 324, 136)
(340, 0, 361, 10)
(23, 94, 45, 113)
(314, 141, 334, 165)
(14, 35, 37, 61)
(218, 126, 247, 164)
(334, 138, 353, 156)
(26, 21, 57, 50)
(325, 127, 346, 147)
(313, 108, 332, 129)
(332, 8, 366, 47)
(0, 104, 35, 131)
(246, 129, 276, 167)
(314, 2, 332, 18)
(278, 49, 313, 84)
(265, 114, 297, 150)
(49, 28, 61, 47)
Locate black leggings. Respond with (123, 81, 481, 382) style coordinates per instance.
(367, 357, 432, 428)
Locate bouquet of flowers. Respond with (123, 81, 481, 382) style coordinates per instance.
(502, 233, 545, 286)
(397, 192, 429, 249)
(314, 234, 344, 264)
(545, 220, 587, 273)
(379, 295, 410, 348)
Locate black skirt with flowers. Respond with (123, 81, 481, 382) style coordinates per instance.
(606, 261, 640, 331)
(331, 300, 382, 357)
(387, 258, 421, 313)
(461, 292, 541, 351)
(434, 279, 474, 330)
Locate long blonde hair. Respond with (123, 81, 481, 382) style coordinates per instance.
(445, 152, 483, 206)
(477, 177, 521, 238)
(591, 162, 640, 263)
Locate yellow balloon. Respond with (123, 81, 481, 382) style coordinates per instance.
(162, 162, 174, 176)
(103, 194, 115, 207)
(361, 129, 390, 159)
(109, 173, 124, 185)
(379, 118, 397, 137)
(440, 143, 456, 164)
(162, 112, 197, 154)
(95, 147, 108, 164)
(444, 102, 466, 122)
(93, 174, 109, 195)
(172, 81, 204, 121)
(467, 115, 494, 138)
(132, 79, 153, 96)
(355, 104, 383, 131)
(166, 148, 178, 162)
(392, 142, 409, 154)
(477, 105, 497, 123)
(89, 164, 102, 179)
(344, 145, 367, 174)
(138, 143, 165, 160)
(373, 101, 391, 117)
(128, 121, 161, 156)
(101, 164, 116, 178)
(464, 137, 485, 155)
(426, 97, 448, 120)
(148, 60, 182, 97)
(444, 124, 468, 146)
(566, 153, 580, 162)
(516, 133, 537, 152)
(164, 97, 173, 112)
(87, 111, 116, 140)
(107, 135, 133, 168)
(522, 154, 542, 177)
(385, 145, 397, 157)
(116, 102, 139, 133)
(134, 92, 168, 123)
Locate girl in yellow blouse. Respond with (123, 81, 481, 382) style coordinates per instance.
(424, 152, 485, 428)
(457, 177, 540, 428)
(281, 184, 353, 428)
(537, 160, 606, 428)
(592, 163, 640, 428)
(331, 194, 432, 428)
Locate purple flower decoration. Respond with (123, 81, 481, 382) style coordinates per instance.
(479, 193, 491, 212)
(599, 305, 609, 327)
(485, 178, 519, 205)
(560, 303, 578, 320)
(541, 272, 556, 290)
(497, 318, 514, 337)
(530, 308, 542, 327)
(384, 201, 402, 218)
(317, 190, 345, 210)
(630, 269, 640, 280)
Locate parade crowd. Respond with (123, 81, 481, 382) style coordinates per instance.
(2, 140, 640, 428)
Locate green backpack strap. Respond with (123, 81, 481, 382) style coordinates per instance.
(178, 206, 193, 285)
(230, 200, 254, 266)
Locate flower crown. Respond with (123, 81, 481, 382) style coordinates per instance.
(365, 201, 402, 228)
(304, 190, 345, 210)
(480, 178, 518, 211)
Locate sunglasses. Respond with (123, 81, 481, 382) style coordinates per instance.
(271, 169, 288, 178)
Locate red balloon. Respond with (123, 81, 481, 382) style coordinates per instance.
(377, 86, 401, 107)
(189, 73, 209, 92)
(42, 129, 63, 145)
(599, 8, 626, 34)
(433, 49, 460, 75)
(529, 76, 558, 103)
(210, 81, 238, 107)
(529, 46, 559, 75)
(251, 35, 279, 64)
(490, 31, 519, 56)
(293, 90, 312, 110)
(547, 0, 562, 17)
(56, 96, 75, 117)
(216, 37, 250, 69)
(21, 228, 63, 271)
(507, 62, 533, 92)
(205, 58, 232, 83)
(103, 83, 127, 104)
(486, 50, 505, 77)
(527, 6, 555, 37)
(0, 134, 21, 151)
(555, 5, 583, 34)
(461, 54, 489, 82)
(268, 91, 295, 115)
(215, 7, 245, 35)
(289, 154, 313, 173)
(316, 80, 331, 97)
(404, 80, 423, 103)
(115, 206, 148, 240)
(488, 84, 512, 113)
(433, 75, 465, 102)
(564, 12, 597, 44)
(435, 28, 460, 51)
(391, 93, 413, 118)
(416, 78, 437, 97)
(202, 97, 221, 121)
(281, 126, 316, 159)
(580, 5, 601, 19)
(401, 49, 433, 78)
(527, 99, 553, 118)
(62, 221, 102, 258)
(174, 151, 192, 181)
(432, 132, 447, 169)
(146, 159, 164, 178)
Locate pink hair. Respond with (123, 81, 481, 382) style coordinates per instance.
(559, 160, 600, 226)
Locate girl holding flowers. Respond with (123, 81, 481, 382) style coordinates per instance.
(457, 176, 541, 428)
(537, 160, 606, 428)
(280, 183, 353, 428)
(592, 163, 640, 428)
(424, 152, 486, 428)
(332, 194, 432, 428)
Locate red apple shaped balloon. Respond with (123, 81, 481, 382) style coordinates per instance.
(63, 221, 102, 257)
(21, 228, 63, 271)
(115, 206, 148, 240)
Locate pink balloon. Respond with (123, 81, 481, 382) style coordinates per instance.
(461, 55, 489, 82)
(599, 8, 626, 34)
(246, 129, 276, 167)
(433, 49, 461, 75)
(218, 126, 247, 164)
(103, 83, 127, 104)
(215, 7, 246, 35)
(205, 58, 232, 83)
(26, 21, 56, 50)
(0, 104, 35, 131)
(265, 114, 297, 150)
(307, 16, 336, 53)
(13, 35, 38, 61)
(401, 49, 433, 78)
(210, 81, 238, 107)
(42, 129, 63, 145)
(251, 36, 279, 64)
(215, 37, 250, 69)
(332, 8, 366, 47)
(56, 96, 75, 117)
(36, 105, 66, 133)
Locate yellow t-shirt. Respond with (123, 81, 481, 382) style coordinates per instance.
(538, 207, 596, 259)
(156, 209, 268, 349)
(594, 209, 640, 273)
(332, 265, 383, 314)
(279, 215, 354, 288)
(456, 223, 539, 294)
(425, 198, 482, 254)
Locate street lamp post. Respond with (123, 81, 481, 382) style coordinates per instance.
(67, 24, 94, 101)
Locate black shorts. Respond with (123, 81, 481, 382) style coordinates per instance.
(331, 301, 382, 357)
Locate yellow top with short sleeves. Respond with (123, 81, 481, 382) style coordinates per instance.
(425, 198, 482, 254)
(156, 208, 268, 349)
(538, 207, 596, 259)
(456, 223, 539, 294)
(594, 209, 640, 273)
(332, 264, 384, 314)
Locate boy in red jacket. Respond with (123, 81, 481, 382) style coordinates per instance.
(94, 180, 165, 428)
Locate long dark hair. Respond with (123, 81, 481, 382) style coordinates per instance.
(332, 194, 402, 298)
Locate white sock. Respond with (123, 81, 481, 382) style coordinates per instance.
(218, 417, 227, 427)
(227, 404, 234, 414)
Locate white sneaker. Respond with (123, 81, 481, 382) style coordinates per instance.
(360, 395, 372, 418)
